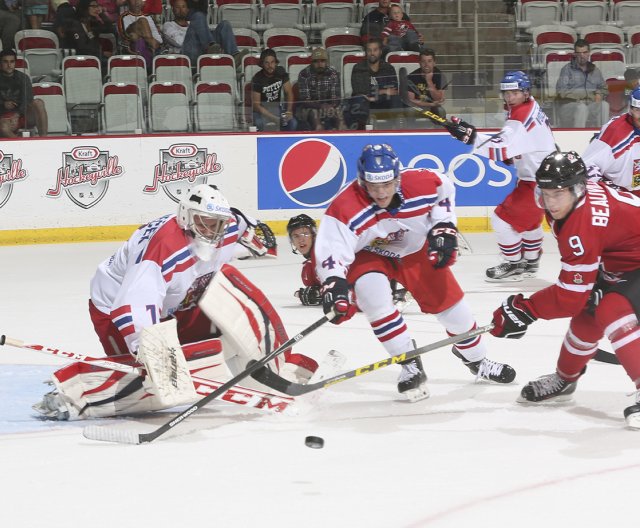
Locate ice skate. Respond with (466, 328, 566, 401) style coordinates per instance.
(397, 356, 429, 402)
(32, 390, 71, 420)
(624, 392, 640, 429)
(485, 259, 526, 282)
(452, 347, 516, 383)
(517, 370, 582, 403)
(523, 255, 541, 278)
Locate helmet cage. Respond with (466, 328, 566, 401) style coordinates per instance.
(177, 184, 232, 246)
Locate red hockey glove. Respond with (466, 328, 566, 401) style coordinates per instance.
(491, 294, 537, 339)
(445, 116, 477, 145)
(321, 276, 356, 324)
(427, 222, 458, 269)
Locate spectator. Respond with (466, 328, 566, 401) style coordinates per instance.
(606, 68, 640, 117)
(23, 0, 49, 29)
(0, 0, 20, 54)
(0, 49, 48, 137)
(52, 0, 78, 44)
(65, 0, 115, 71)
(295, 47, 344, 131)
(98, 0, 126, 23)
(118, 0, 163, 69)
(360, 0, 409, 43)
(251, 48, 297, 132)
(183, 0, 249, 70)
(556, 39, 609, 128)
(381, 3, 423, 53)
(347, 37, 401, 129)
(406, 48, 447, 120)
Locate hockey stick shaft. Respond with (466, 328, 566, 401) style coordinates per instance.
(0, 334, 142, 375)
(252, 324, 494, 396)
(594, 347, 619, 365)
(83, 313, 332, 444)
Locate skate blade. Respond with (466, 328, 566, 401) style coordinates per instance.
(484, 275, 524, 283)
(516, 394, 574, 404)
(625, 413, 640, 430)
(402, 385, 430, 403)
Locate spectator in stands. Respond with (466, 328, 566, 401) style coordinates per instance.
(360, 0, 409, 43)
(607, 68, 640, 118)
(556, 39, 609, 128)
(406, 48, 447, 121)
(23, 0, 49, 29)
(295, 47, 344, 131)
(98, 0, 126, 23)
(0, 49, 48, 137)
(66, 0, 115, 71)
(251, 48, 297, 132)
(118, 0, 163, 69)
(53, 0, 78, 44)
(185, 0, 249, 70)
(0, 0, 20, 54)
(381, 3, 423, 53)
(347, 37, 401, 129)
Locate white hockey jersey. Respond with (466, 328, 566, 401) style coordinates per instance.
(314, 168, 456, 283)
(473, 97, 556, 181)
(90, 213, 247, 353)
(582, 113, 640, 192)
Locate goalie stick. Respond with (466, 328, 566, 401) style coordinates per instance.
(82, 312, 333, 444)
(0, 334, 142, 375)
(398, 67, 502, 149)
(251, 324, 494, 396)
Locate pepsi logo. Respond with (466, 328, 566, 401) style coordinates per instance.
(279, 139, 346, 207)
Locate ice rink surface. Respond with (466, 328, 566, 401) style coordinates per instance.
(1, 234, 638, 528)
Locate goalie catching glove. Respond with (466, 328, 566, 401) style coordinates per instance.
(491, 294, 537, 339)
(446, 116, 477, 145)
(427, 222, 458, 268)
(321, 276, 356, 324)
(295, 285, 322, 306)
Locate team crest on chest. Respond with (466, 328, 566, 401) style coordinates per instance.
(370, 228, 409, 247)
(573, 273, 584, 285)
(633, 159, 640, 188)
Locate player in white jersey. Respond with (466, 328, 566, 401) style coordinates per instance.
(447, 71, 557, 282)
(315, 143, 516, 402)
(582, 87, 640, 196)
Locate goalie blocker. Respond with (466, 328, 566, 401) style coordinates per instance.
(33, 266, 317, 420)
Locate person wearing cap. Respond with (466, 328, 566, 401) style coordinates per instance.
(556, 39, 609, 128)
(315, 143, 516, 403)
(251, 48, 297, 131)
(446, 71, 556, 282)
(581, 86, 640, 196)
(295, 47, 344, 131)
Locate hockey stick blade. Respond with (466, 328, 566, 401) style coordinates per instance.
(82, 313, 332, 444)
(594, 348, 620, 365)
(251, 324, 494, 396)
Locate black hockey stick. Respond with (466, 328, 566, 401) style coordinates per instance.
(398, 68, 503, 148)
(594, 347, 619, 365)
(251, 324, 494, 396)
(82, 313, 333, 444)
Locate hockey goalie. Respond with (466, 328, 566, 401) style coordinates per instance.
(33, 265, 321, 420)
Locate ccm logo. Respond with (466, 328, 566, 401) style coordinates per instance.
(169, 144, 198, 157)
(70, 147, 100, 160)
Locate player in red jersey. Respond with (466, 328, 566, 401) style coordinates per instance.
(447, 71, 557, 282)
(490, 151, 640, 428)
(582, 87, 640, 195)
(287, 214, 322, 306)
(315, 143, 516, 402)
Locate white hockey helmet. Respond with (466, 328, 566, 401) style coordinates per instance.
(177, 184, 233, 246)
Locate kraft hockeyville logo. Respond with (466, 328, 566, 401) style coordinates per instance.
(0, 150, 28, 209)
(144, 144, 223, 203)
(47, 147, 123, 209)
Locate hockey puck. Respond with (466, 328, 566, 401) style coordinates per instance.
(304, 436, 324, 449)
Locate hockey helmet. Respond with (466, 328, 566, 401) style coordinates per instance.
(500, 71, 531, 93)
(630, 87, 640, 109)
(286, 214, 317, 237)
(536, 151, 587, 189)
(177, 184, 233, 246)
(357, 144, 400, 184)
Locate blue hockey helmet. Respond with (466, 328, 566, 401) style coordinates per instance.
(357, 144, 400, 184)
(630, 87, 640, 109)
(500, 71, 531, 93)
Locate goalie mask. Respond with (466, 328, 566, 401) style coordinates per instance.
(177, 184, 233, 261)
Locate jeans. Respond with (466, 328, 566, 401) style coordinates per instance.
(253, 104, 298, 131)
(182, 12, 238, 65)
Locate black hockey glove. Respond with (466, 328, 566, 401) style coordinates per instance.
(427, 222, 458, 269)
(321, 276, 355, 324)
(445, 116, 477, 145)
(295, 286, 322, 306)
(586, 284, 605, 316)
(490, 294, 537, 339)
